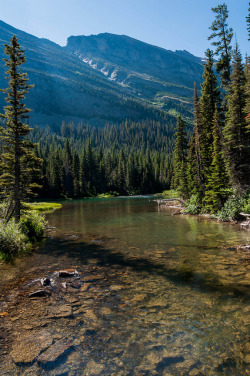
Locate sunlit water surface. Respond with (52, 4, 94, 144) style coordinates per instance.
(0, 197, 249, 375)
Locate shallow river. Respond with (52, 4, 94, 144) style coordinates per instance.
(0, 197, 249, 375)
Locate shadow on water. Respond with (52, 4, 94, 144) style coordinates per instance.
(38, 236, 249, 298)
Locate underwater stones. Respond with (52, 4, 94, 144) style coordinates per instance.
(109, 284, 123, 291)
(37, 338, 73, 365)
(80, 282, 91, 292)
(70, 281, 82, 289)
(48, 304, 73, 318)
(84, 360, 105, 375)
(10, 330, 53, 364)
(64, 296, 79, 304)
(40, 277, 52, 287)
(58, 269, 78, 277)
(28, 290, 51, 298)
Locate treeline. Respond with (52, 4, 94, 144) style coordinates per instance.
(172, 3, 250, 217)
(30, 119, 175, 198)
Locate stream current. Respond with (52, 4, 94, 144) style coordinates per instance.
(0, 197, 249, 375)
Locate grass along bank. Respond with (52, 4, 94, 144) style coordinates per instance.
(0, 201, 62, 262)
(22, 202, 62, 213)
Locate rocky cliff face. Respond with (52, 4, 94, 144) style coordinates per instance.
(66, 33, 203, 96)
(0, 22, 203, 127)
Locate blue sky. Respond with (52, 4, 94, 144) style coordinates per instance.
(0, 0, 249, 57)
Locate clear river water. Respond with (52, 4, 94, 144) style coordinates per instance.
(0, 197, 249, 375)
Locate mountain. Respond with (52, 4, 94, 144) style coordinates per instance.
(0, 21, 204, 127)
(66, 33, 204, 119)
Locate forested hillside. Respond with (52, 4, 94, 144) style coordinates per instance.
(29, 120, 174, 198)
(0, 20, 203, 127)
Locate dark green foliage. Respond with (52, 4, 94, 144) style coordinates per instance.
(172, 116, 188, 197)
(184, 194, 201, 215)
(28, 119, 175, 198)
(188, 83, 205, 196)
(174, 4, 250, 216)
(19, 211, 46, 243)
(245, 57, 250, 131)
(199, 50, 222, 170)
(0, 219, 31, 261)
(215, 194, 244, 221)
(204, 108, 228, 213)
(208, 3, 233, 87)
(223, 45, 250, 190)
(0, 36, 41, 222)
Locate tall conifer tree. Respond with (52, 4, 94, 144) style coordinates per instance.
(0, 35, 41, 222)
(223, 45, 250, 190)
(199, 49, 222, 171)
(172, 116, 188, 197)
(208, 3, 233, 88)
(247, 2, 250, 41)
(245, 57, 250, 131)
(204, 108, 228, 212)
(193, 83, 205, 193)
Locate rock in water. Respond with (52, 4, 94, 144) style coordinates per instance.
(37, 338, 73, 365)
(28, 290, 51, 298)
(48, 304, 73, 318)
(70, 281, 81, 289)
(41, 278, 52, 286)
(10, 330, 53, 364)
(58, 269, 78, 277)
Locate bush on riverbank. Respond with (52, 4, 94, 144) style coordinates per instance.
(20, 211, 46, 243)
(184, 194, 201, 215)
(97, 192, 119, 198)
(214, 196, 244, 221)
(0, 200, 61, 261)
(0, 220, 32, 262)
(160, 190, 179, 199)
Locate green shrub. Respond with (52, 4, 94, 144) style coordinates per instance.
(241, 189, 250, 214)
(242, 204, 250, 214)
(160, 190, 179, 199)
(0, 220, 31, 261)
(184, 194, 201, 214)
(20, 211, 47, 242)
(215, 196, 244, 221)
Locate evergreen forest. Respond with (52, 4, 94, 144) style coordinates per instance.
(171, 3, 250, 219)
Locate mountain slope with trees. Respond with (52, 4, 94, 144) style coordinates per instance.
(0, 20, 203, 127)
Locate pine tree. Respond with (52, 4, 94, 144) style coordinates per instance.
(62, 139, 74, 197)
(199, 49, 222, 171)
(193, 83, 205, 193)
(186, 135, 198, 195)
(247, 2, 250, 41)
(223, 45, 250, 190)
(208, 3, 233, 87)
(245, 57, 250, 131)
(204, 108, 228, 213)
(0, 35, 41, 222)
(172, 116, 188, 197)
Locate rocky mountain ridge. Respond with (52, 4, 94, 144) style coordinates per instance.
(0, 21, 203, 127)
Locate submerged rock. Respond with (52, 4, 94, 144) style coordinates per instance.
(41, 277, 52, 287)
(10, 330, 53, 364)
(58, 269, 78, 277)
(28, 290, 51, 298)
(70, 281, 82, 289)
(37, 338, 73, 365)
(48, 304, 73, 318)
